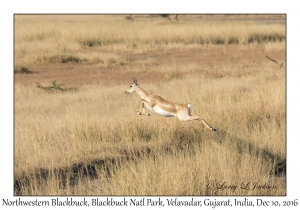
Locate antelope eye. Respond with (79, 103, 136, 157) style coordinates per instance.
(130, 85, 132, 88)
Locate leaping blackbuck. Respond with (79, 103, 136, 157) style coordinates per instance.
(125, 77, 217, 131)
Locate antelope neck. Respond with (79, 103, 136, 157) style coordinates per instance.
(135, 85, 149, 99)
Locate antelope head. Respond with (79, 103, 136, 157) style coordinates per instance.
(125, 77, 138, 94)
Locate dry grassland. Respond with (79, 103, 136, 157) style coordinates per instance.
(14, 15, 286, 196)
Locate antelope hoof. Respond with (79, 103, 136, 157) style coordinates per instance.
(210, 127, 217, 131)
(145, 113, 150, 116)
(137, 112, 142, 115)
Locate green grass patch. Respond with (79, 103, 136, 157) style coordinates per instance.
(36, 80, 78, 92)
(248, 33, 285, 43)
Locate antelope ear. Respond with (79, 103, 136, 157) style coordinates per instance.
(133, 77, 138, 85)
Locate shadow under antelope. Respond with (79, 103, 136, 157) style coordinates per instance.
(125, 77, 217, 131)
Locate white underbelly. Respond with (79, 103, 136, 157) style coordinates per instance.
(151, 106, 175, 117)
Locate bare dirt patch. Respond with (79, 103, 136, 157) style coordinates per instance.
(14, 45, 285, 88)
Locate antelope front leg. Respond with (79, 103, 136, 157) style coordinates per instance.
(135, 100, 142, 115)
(135, 99, 151, 116)
(142, 102, 151, 116)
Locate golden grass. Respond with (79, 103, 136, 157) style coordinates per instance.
(14, 15, 285, 68)
(14, 15, 286, 196)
